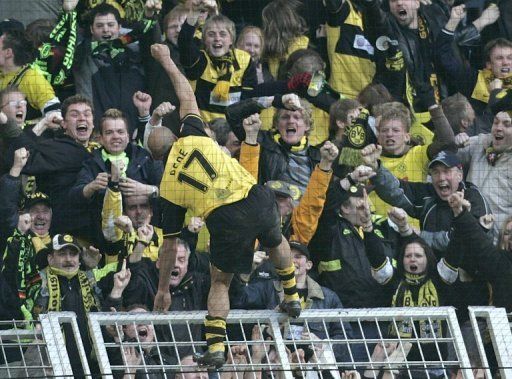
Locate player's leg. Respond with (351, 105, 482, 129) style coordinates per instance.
(254, 186, 301, 317)
(267, 235, 301, 318)
(195, 265, 233, 368)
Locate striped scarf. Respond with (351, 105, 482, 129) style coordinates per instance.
(391, 273, 441, 338)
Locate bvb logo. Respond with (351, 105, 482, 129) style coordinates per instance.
(63, 235, 73, 243)
(348, 125, 366, 147)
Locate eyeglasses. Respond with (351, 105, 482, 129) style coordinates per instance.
(1, 100, 27, 108)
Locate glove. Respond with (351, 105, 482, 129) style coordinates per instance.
(413, 81, 437, 110)
(287, 72, 312, 93)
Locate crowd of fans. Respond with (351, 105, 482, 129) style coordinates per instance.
(0, 0, 511, 377)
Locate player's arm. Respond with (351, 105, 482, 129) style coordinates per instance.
(150, 43, 200, 119)
(153, 197, 187, 311)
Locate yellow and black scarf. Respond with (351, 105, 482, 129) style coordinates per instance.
(273, 132, 308, 153)
(13, 232, 51, 302)
(391, 273, 441, 338)
(472, 69, 512, 104)
(210, 50, 239, 102)
(46, 267, 99, 312)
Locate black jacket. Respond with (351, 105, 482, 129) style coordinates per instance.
(144, 36, 183, 136)
(71, 143, 163, 245)
(450, 210, 512, 312)
(22, 133, 95, 236)
(363, 0, 447, 112)
(371, 164, 492, 319)
(30, 268, 120, 376)
(0, 173, 23, 257)
(371, 164, 491, 255)
(309, 210, 396, 308)
(258, 130, 321, 190)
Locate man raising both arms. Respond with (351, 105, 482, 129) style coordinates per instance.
(150, 43, 301, 369)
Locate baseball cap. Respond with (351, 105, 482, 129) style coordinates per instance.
(428, 150, 462, 170)
(289, 241, 310, 260)
(52, 234, 81, 253)
(266, 180, 302, 201)
(491, 89, 512, 116)
(0, 19, 24, 35)
(36, 234, 82, 269)
(22, 192, 51, 211)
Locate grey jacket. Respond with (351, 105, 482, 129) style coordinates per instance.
(457, 133, 512, 241)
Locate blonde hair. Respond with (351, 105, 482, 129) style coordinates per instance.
(203, 15, 236, 45)
(100, 108, 128, 134)
(163, 4, 188, 29)
(272, 99, 314, 135)
(375, 102, 411, 132)
(236, 26, 263, 53)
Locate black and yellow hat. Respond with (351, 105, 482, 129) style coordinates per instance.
(265, 180, 302, 201)
(36, 234, 82, 269)
(325, 181, 367, 213)
(22, 192, 51, 211)
(52, 234, 81, 253)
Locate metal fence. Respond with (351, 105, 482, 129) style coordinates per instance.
(467, 306, 512, 379)
(87, 307, 472, 379)
(1, 307, 512, 378)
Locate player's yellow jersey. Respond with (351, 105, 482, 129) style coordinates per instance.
(370, 144, 430, 228)
(160, 116, 256, 218)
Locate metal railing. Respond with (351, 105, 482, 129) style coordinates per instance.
(468, 306, 512, 379)
(87, 307, 473, 379)
(2, 307, 511, 378)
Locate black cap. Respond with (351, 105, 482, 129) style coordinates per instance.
(36, 234, 82, 269)
(289, 240, 310, 259)
(428, 150, 462, 170)
(22, 192, 51, 211)
(266, 180, 302, 201)
(491, 89, 512, 116)
(0, 19, 24, 35)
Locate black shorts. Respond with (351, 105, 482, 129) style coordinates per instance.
(205, 185, 282, 274)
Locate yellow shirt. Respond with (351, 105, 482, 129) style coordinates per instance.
(268, 36, 309, 79)
(0, 65, 56, 112)
(160, 115, 256, 219)
(370, 144, 430, 228)
(326, 0, 375, 99)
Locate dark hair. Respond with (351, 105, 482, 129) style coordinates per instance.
(208, 118, 231, 145)
(357, 83, 393, 113)
(25, 19, 54, 48)
(328, 98, 361, 140)
(61, 94, 94, 118)
(89, 3, 122, 26)
(396, 237, 438, 279)
(125, 303, 149, 312)
(0, 85, 24, 105)
(484, 38, 512, 63)
(262, 0, 308, 60)
(441, 93, 472, 134)
(100, 108, 129, 134)
(2, 30, 36, 66)
(286, 49, 325, 77)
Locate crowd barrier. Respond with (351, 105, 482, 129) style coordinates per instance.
(0, 307, 511, 378)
